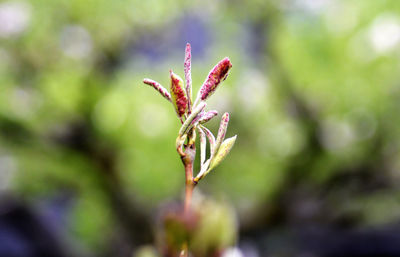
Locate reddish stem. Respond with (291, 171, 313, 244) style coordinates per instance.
(180, 131, 196, 215)
(184, 162, 194, 214)
(179, 129, 197, 257)
(181, 162, 194, 257)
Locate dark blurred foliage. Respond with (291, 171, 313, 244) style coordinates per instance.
(1, 0, 400, 256)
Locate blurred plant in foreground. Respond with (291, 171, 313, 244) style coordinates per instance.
(143, 43, 237, 257)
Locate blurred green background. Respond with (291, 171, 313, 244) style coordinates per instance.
(1, 0, 400, 256)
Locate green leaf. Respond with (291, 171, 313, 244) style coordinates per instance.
(208, 135, 237, 173)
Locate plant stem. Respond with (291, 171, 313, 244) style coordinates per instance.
(179, 129, 197, 257)
(184, 161, 194, 214)
(181, 129, 197, 215)
(181, 164, 194, 257)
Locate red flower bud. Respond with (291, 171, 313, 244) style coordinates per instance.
(199, 57, 232, 101)
(170, 70, 188, 118)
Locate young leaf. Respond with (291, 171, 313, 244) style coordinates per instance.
(200, 125, 216, 155)
(213, 112, 229, 156)
(143, 78, 172, 102)
(179, 102, 206, 136)
(184, 43, 192, 112)
(170, 70, 188, 118)
(198, 127, 206, 168)
(198, 110, 218, 124)
(207, 135, 237, 173)
(194, 159, 210, 183)
(194, 57, 232, 105)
